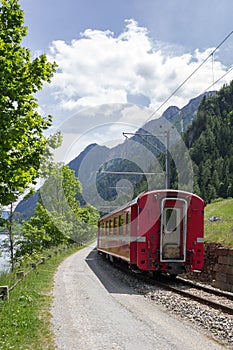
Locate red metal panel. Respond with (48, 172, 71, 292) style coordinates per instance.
(130, 204, 138, 265)
(186, 194, 205, 270)
(137, 192, 160, 270)
(97, 190, 205, 274)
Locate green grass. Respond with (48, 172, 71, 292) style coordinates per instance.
(204, 197, 233, 246)
(0, 245, 84, 350)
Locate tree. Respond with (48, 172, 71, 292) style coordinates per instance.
(39, 163, 98, 243)
(39, 164, 82, 217)
(17, 163, 99, 257)
(0, 0, 57, 269)
(18, 202, 70, 256)
(182, 81, 233, 202)
(0, 0, 57, 205)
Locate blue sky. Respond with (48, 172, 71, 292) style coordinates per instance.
(18, 0, 233, 163)
(21, 0, 233, 58)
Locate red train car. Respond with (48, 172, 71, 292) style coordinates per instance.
(97, 190, 205, 276)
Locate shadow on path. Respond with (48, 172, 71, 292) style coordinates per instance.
(85, 248, 140, 295)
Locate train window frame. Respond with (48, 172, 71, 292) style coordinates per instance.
(160, 197, 187, 263)
(164, 207, 179, 234)
(100, 222, 104, 236)
(113, 217, 118, 235)
(126, 210, 131, 236)
(109, 219, 113, 235)
(105, 221, 109, 235)
(119, 214, 124, 235)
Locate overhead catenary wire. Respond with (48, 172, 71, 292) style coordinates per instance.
(117, 33, 233, 190)
(162, 63, 233, 129)
(146, 30, 233, 123)
(99, 32, 233, 194)
(144, 64, 233, 133)
(202, 64, 233, 94)
(212, 53, 215, 90)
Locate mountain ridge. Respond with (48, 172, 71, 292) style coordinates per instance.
(15, 92, 212, 217)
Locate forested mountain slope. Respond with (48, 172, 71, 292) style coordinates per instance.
(16, 87, 233, 217)
(184, 82, 233, 202)
(16, 93, 207, 217)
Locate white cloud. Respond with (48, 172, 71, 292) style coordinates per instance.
(46, 18, 233, 121)
(42, 19, 233, 163)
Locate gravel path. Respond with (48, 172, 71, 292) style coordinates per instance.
(51, 244, 227, 350)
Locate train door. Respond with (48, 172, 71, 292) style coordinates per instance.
(160, 198, 187, 262)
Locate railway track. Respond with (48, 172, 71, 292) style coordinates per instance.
(103, 254, 233, 316)
(148, 275, 233, 315)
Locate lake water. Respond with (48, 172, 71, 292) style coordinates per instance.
(0, 234, 10, 272)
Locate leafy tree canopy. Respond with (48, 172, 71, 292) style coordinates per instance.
(17, 163, 99, 256)
(0, 0, 57, 205)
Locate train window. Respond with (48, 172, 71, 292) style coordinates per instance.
(119, 215, 124, 235)
(109, 219, 113, 235)
(101, 223, 104, 235)
(165, 208, 178, 233)
(105, 221, 109, 235)
(126, 211, 131, 235)
(113, 217, 118, 235)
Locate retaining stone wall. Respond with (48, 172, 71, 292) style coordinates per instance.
(184, 242, 233, 293)
(212, 247, 233, 293)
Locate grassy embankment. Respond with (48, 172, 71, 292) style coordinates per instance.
(204, 197, 233, 246)
(0, 244, 84, 350)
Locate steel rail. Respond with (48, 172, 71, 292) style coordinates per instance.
(103, 255, 233, 315)
(177, 276, 233, 301)
(151, 279, 233, 315)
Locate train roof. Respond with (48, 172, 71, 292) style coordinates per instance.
(99, 189, 204, 221)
